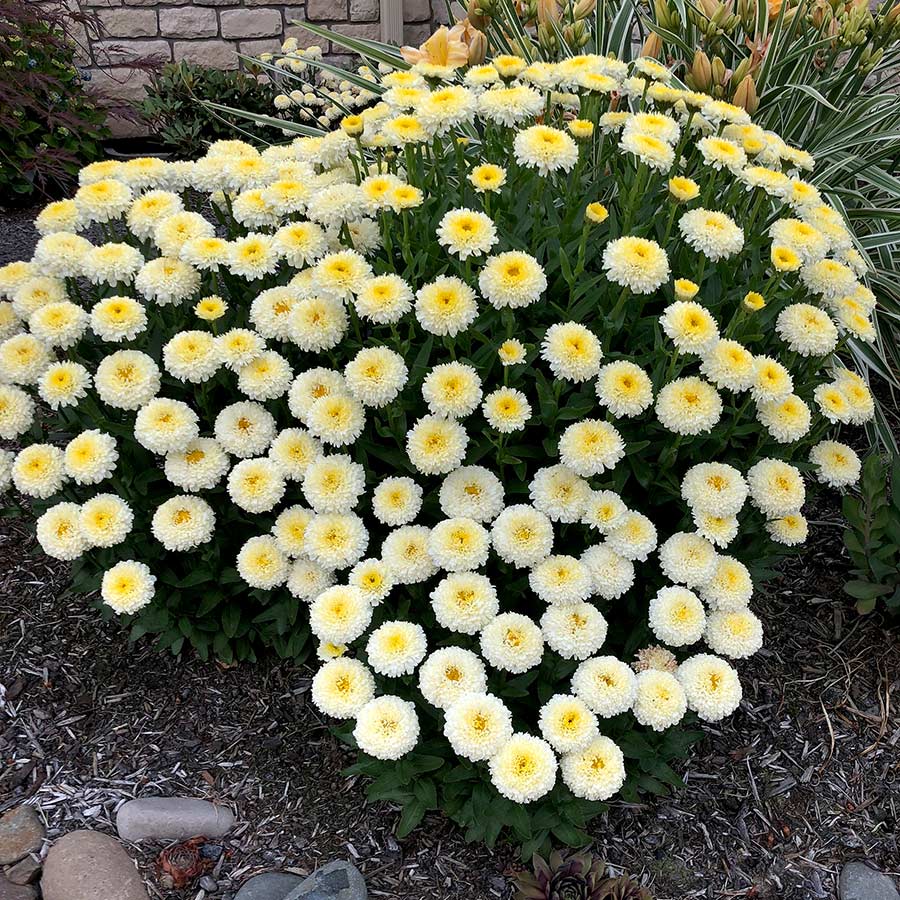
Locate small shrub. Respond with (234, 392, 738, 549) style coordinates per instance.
(843, 453, 900, 614)
(142, 61, 287, 159)
(0, 0, 109, 204)
(0, 49, 881, 851)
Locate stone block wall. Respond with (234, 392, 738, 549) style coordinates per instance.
(72, 0, 439, 135)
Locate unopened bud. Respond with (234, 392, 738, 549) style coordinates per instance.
(467, 27, 487, 63)
(573, 0, 596, 18)
(536, 0, 560, 24)
(641, 31, 663, 57)
(732, 74, 758, 113)
(711, 55, 727, 85)
(732, 57, 750, 84)
(691, 50, 712, 90)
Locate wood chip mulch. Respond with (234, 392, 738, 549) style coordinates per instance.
(2, 492, 898, 900)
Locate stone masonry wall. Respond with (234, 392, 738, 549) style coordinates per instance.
(72, 0, 439, 135)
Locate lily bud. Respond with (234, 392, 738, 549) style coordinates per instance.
(467, 27, 487, 63)
(698, 0, 719, 17)
(691, 50, 712, 90)
(711, 55, 728, 85)
(536, 0, 560, 25)
(732, 57, 750, 85)
(466, 0, 491, 30)
(641, 31, 663, 58)
(573, 0, 597, 17)
(733, 74, 759, 113)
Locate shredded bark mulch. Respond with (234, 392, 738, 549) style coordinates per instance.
(1, 495, 898, 900)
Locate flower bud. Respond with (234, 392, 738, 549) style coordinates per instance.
(732, 74, 758, 114)
(711, 55, 728, 85)
(467, 27, 487, 64)
(341, 114, 364, 136)
(691, 50, 712, 90)
(641, 31, 663, 58)
(573, 0, 597, 19)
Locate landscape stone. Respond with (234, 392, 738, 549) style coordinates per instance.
(0, 879, 36, 900)
(41, 830, 148, 900)
(96, 8, 158, 37)
(235, 872, 304, 900)
(0, 808, 44, 866)
(220, 8, 284, 38)
(839, 862, 900, 900)
(173, 40, 240, 69)
(117, 798, 235, 842)
(159, 6, 218, 37)
(4, 856, 40, 885)
(284, 861, 366, 900)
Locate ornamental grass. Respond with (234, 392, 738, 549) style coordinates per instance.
(0, 51, 878, 850)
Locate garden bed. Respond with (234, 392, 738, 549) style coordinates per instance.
(1, 207, 897, 900)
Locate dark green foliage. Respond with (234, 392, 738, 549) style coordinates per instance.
(842, 453, 900, 614)
(141, 62, 286, 159)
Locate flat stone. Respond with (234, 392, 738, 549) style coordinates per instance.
(284, 861, 366, 900)
(160, 6, 218, 37)
(117, 798, 235, 843)
(173, 39, 240, 68)
(4, 857, 40, 885)
(0, 879, 37, 900)
(220, 8, 283, 38)
(96, 8, 158, 36)
(41, 831, 148, 900)
(235, 872, 305, 900)
(0, 808, 44, 866)
(840, 862, 900, 900)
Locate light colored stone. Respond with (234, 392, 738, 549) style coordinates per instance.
(41, 831, 148, 900)
(96, 8, 158, 36)
(92, 39, 171, 64)
(239, 38, 284, 56)
(305, 0, 348, 19)
(0, 880, 37, 900)
(283, 24, 330, 50)
(403, 0, 432, 22)
(330, 21, 381, 39)
(220, 7, 283, 37)
(349, 0, 379, 21)
(0, 808, 44, 867)
(193, 0, 240, 6)
(159, 6, 218, 37)
(116, 798, 235, 843)
(4, 857, 41, 886)
(86, 66, 153, 101)
(235, 872, 304, 900)
(173, 39, 240, 68)
(839, 862, 900, 900)
(122, 0, 181, 5)
(283, 861, 366, 900)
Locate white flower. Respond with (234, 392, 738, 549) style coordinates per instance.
(428, 517, 490, 572)
(438, 466, 504, 522)
(480, 612, 544, 674)
(366, 621, 428, 676)
(489, 733, 557, 803)
(540, 603, 608, 660)
(353, 696, 419, 760)
(677, 654, 742, 722)
(648, 585, 707, 646)
(571, 656, 636, 716)
(430, 572, 499, 634)
(444, 692, 512, 760)
(419, 646, 487, 710)
(632, 670, 687, 731)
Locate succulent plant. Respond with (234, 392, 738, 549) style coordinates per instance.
(514, 851, 652, 900)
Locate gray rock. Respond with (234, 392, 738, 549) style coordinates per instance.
(41, 830, 148, 900)
(4, 856, 40, 885)
(284, 861, 366, 900)
(0, 878, 37, 900)
(116, 798, 235, 842)
(0, 808, 44, 866)
(840, 862, 900, 900)
(235, 872, 304, 900)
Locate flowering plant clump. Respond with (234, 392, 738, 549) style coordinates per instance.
(0, 51, 878, 851)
